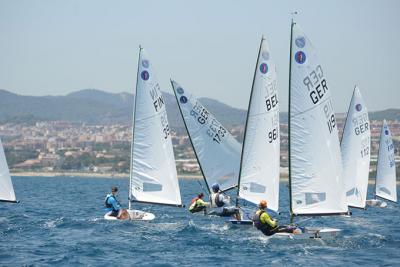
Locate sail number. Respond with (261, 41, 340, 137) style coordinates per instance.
(149, 83, 165, 112)
(360, 147, 369, 158)
(190, 102, 209, 124)
(303, 65, 328, 105)
(388, 153, 395, 168)
(268, 128, 278, 143)
(161, 113, 170, 139)
(324, 99, 336, 134)
(353, 113, 369, 135)
(265, 94, 278, 111)
(384, 140, 395, 167)
(207, 118, 226, 144)
(385, 139, 394, 152)
(360, 137, 370, 158)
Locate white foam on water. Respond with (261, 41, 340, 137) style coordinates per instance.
(43, 217, 64, 229)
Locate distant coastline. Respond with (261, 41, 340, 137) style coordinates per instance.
(10, 171, 203, 179)
(10, 171, 399, 184)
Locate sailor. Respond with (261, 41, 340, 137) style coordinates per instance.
(189, 193, 208, 213)
(105, 186, 129, 219)
(253, 200, 301, 236)
(209, 183, 229, 208)
(208, 183, 239, 217)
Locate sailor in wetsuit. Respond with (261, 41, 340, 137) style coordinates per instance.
(253, 200, 301, 236)
(105, 186, 129, 219)
(208, 183, 239, 217)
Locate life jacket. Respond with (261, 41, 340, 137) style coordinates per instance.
(105, 194, 120, 211)
(211, 193, 225, 208)
(189, 197, 205, 213)
(191, 197, 200, 205)
(252, 210, 272, 232)
(189, 197, 199, 211)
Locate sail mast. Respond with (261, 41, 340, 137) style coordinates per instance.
(170, 80, 211, 195)
(235, 37, 264, 208)
(288, 18, 295, 217)
(128, 46, 142, 210)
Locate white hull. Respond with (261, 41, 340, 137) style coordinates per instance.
(366, 199, 387, 208)
(104, 209, 155, 221)
(275, 227, 341, 239)
(228, 219, 340, 239)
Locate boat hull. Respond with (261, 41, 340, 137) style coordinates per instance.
(104, 209, 155, 221)
(228, 219, 341, 239)
(366, 199, 387, 208)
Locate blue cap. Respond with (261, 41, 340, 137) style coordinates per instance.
(211, 183, 220, 192)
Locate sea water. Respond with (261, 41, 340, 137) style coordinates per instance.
(0, 176, 399, 266)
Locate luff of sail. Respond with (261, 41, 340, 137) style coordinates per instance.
(341, 86, 370, 209)
(289, 23, 347, 215)
(238, 37, 280, 211)
(130, 48, 182, 206)
(171, 80, 241, 192)
(0, 137, 16, 202)
(375, 120, 397, 202)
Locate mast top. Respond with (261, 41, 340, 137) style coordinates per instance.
(291, 11, 298, 24)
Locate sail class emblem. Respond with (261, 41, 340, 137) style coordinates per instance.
(141, 71, 149, 81)
(141, 60, 149, 68)
(261, 51, 269, 60)
(180, 95, 188, 104)
(355, 103, 362, 112)
(259, 63, 268, 74)
(295, 51, 306, 64)
(295, 36, 306, 48)
(177, 87, 184, 95)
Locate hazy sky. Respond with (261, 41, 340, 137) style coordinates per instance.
(0, 0, 399, 112)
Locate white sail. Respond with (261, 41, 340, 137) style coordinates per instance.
(0, 137, 16, 202)
(238, 37, 280, 211)
(375, 120, 397, 202)
(289, 23, 347, 215)
(341, 86, 370, 208)
(129, 48, 182, 206)
(171, 80, 241, 192)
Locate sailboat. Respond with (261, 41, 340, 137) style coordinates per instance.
(104, 47, 182, 221)
(288, 21, 348, 218)
(283, 20, 348, 237)
(232, 21, 346, 238)
(366, 120, 397, 208)
(0, 137, 17, 203)
(229, 36, 280, 224)
(170, 80, 241, 194)
(341, 86, 371, 209)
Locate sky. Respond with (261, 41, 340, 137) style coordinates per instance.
(0, 0, 399, 112)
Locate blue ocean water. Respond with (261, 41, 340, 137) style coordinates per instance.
(1, 176, 399, 266)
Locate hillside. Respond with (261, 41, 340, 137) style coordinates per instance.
(0, 89, 398, 127)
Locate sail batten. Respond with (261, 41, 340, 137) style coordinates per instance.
(0, 137, 16, 202)
(129, 48, 182, 206)
(341, 86, 370, 209)
(171, 80, 241, 192)
(375, 120, 397, 202)
(238, 37, 280, 211)
(289, 23, 347, 215)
